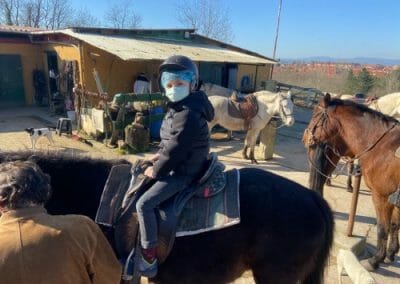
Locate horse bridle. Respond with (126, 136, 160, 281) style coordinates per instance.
(305, 104, 398, 163)
(279, 96, 294, 118)
(271, 94, 294, 128)
(303, 105, 330, 147)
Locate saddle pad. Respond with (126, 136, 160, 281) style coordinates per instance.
(227, 99, 243, 119)
(176, 168, 240, 237)
(95, 164, 132, 227)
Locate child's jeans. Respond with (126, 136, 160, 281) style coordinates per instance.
(136, 174, 193, 249)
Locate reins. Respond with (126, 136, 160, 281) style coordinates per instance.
(307, 143, 349, 183)
(305, 103, 398, 184)
(344, 122, 397, 163)
(307, 104, 397, 162)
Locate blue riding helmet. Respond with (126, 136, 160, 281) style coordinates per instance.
(158, 55, 199, 92)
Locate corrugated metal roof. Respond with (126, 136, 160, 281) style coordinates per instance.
(0, 25, 46, 34)
(60, 29, 275, 65)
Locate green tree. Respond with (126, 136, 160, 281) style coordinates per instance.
(357, 68, 375, 94)
(344, 69, 359, 94)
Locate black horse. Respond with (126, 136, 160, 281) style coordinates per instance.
(0, 151, 334, 284)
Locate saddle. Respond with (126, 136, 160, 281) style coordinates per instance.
(95, 153, 240, 280)
(228, 93, 259, 130)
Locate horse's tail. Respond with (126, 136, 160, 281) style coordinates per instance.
(304, 191, 334, 284)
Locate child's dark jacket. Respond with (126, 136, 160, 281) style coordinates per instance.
(153, 91, 214, 179)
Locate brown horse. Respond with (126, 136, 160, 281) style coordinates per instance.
(303, 93, 400, 270)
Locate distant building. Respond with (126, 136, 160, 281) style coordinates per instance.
(274, 62, 394, 78)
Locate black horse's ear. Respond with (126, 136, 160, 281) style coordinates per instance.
(28, 154, 40, 163)
(322, 93, 331, 108)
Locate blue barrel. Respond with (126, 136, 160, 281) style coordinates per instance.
(149, 106, 164, 139)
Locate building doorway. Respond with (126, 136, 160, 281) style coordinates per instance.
(0, 55, 25, 106)
(47, 52, 59, 96)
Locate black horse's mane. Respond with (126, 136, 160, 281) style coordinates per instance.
(329, 98, 398, 124)
(0, 150, 129, 165)
(0, 151, 130, 218)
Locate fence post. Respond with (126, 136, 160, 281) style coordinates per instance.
(257, 119, 277, 160)
(347, 165, 362, 237)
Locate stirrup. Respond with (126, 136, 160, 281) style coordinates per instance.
(138, 254, 158, 278)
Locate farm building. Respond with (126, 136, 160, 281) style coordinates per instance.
(0, 26, 45, 106)
(0, 25, 276, 107)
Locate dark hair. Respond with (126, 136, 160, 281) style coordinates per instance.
(0, 161, 51, 210)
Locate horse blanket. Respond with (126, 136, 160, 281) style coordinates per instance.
(95, 159, 240, 237)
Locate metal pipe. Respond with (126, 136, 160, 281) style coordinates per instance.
(254, 65, 258, 91)
(272, 0, 282, 59)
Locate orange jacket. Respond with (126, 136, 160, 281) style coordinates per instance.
(0, 206, 121, 284)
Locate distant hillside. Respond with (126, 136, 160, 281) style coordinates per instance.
(280, 57, 400, 66)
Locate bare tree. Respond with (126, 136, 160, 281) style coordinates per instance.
(0, 0, 23, 25)
(42, 0, 72, 29)
(0, 0, 72, 29)
(175, 0, 233, 42)
(105, 0, 141, 29)
(21, 0, 44, 27)
(370, 69, 400, 96)
(68, 6, 100, 28)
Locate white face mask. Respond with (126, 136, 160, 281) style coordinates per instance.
(165, 85, 190, 102)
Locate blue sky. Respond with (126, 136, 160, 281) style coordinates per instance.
(70, 0, 400, 60)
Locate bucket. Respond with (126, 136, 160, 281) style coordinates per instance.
(67, 111, 76, 122)
(149, 106, 164, 139)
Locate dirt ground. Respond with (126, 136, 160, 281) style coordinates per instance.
(0, 105, 399, 283)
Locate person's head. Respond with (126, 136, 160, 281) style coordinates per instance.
(159, 55, 199, 102)
(0, 161, 51, 211)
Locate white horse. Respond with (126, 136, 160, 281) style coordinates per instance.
(208, 91, 295, 163)
(201, 82, 234, 98)
(367, 92, 400, 120)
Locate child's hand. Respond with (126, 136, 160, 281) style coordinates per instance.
(150, 153, 160, 162)
(144, 166, 155, 179)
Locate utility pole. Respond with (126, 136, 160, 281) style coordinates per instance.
(272, 0, 282, 59)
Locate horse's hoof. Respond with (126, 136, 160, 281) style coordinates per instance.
(325, 179, 331, 186)
(251, 159, 258, 164)
(361, 258, 378, 271)
(384, 257, 393, 264)
(347, 186, 354, 193)
(384, 254, 395, 263)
